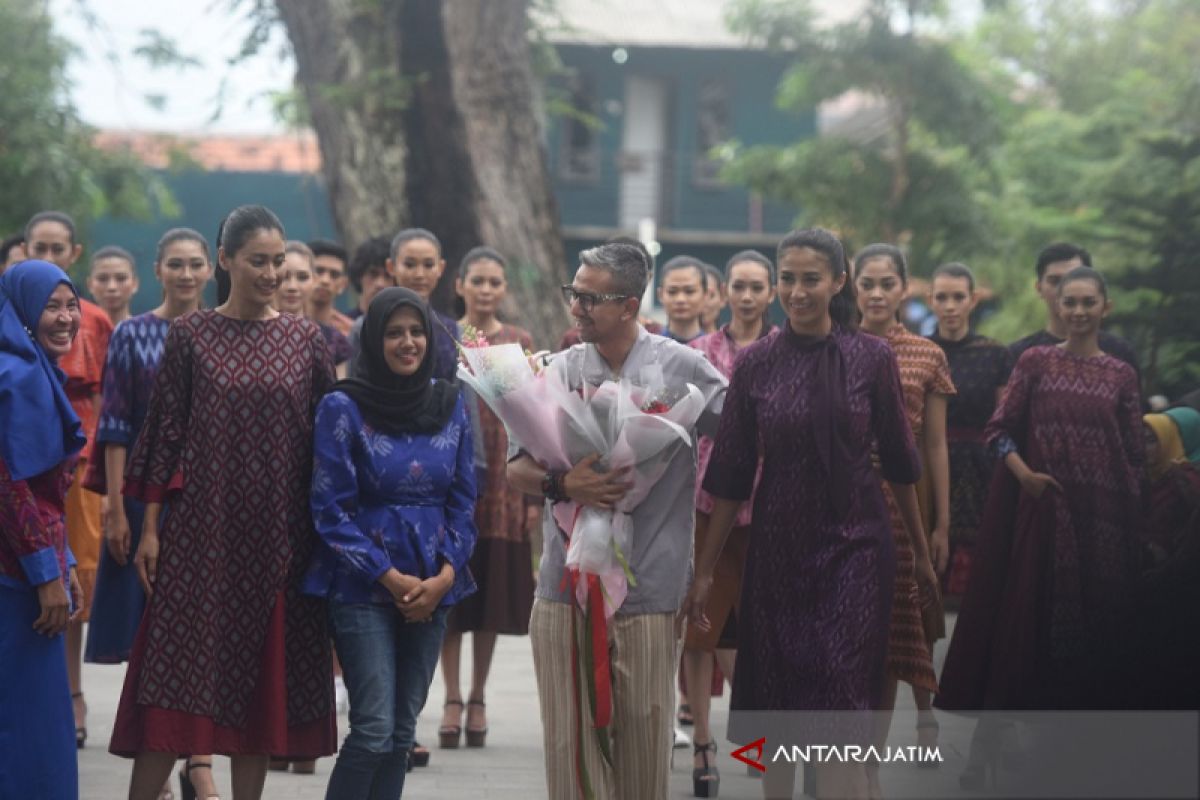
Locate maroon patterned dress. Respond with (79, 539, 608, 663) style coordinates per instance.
(937, 346, 1143, 710)
(448, 324, 537, 635)
(109, 310, 337, 758)
(703, 325, 920, 735)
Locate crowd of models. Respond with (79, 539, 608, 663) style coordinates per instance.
(1, 207, 1198, 800)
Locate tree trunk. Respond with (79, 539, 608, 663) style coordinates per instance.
(399, 0, 483, 318)
(276, 0, 570, 346)
(274, 0, 410, 250)
(439, 0, 570, 348)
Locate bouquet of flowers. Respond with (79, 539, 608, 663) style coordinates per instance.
(456, 339, 705, 755)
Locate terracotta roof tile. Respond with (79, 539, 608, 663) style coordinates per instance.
(94, 130, 322, 173)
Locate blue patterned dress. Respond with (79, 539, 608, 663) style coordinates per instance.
(84, 312, 170, 663)
(302, 389, 479, 605)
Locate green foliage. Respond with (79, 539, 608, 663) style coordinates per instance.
(975, 0, 1200, 396)
(723, 0, 1200, 397)
(723, 0, 1003, 272)
(0, 0, 176, 275)
(133, 28, 202, 70)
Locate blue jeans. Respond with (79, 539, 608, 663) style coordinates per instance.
(325, 602, 448, 800)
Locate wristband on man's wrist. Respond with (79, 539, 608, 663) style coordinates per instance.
(541, 470, 567, 503)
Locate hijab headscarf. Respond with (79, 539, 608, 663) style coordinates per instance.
(333, 287, 458, 435)
(0, 260, 86, 480)
(1164, 406, 1200, 464)
(1144, 413, 1185, 481)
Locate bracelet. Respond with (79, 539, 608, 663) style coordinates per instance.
(541, 471, 567, 503)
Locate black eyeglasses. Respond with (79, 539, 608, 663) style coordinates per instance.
(560, 285, 632, 313)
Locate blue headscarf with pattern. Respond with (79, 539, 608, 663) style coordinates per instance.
(0, 260, 86, 480)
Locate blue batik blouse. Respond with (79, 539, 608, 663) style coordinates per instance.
(303, 388, 478, 605)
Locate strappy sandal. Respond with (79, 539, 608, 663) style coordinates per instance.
(410, 740, 431, 767)
(179, 759, 220, 800)
(693, 741, 720, 797)
(71, 692, 87, 748)
(677, 702, 694, 727)
(465, 698, 488, 748)
(439, 699, 464, 748)
(916, 715, 940, 769)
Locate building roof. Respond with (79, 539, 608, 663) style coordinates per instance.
(93, 130, 321, 173)
(543, 0, 862, 49)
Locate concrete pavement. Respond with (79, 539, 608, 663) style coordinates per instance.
(77, 619, 965, 799)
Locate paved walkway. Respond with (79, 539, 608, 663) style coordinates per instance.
(78, 619, 965, 799)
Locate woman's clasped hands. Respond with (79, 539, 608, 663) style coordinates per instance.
(379, 566, 454, 622)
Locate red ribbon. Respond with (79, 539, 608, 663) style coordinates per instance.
(587, 574, 612, 728)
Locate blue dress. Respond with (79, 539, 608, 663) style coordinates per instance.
(84, 312, 169, 663)
(0, 456, 79, 800)
(302, 389, 479, 605)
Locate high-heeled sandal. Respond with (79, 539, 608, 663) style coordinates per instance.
(916, 716, 940, 769)
(179, 759, 220, 800)
(693, 741, 720, 798)
(677, 703, 694, 727)
(410, 741, 431, 768)
(439, 700, 464, 749)
(71, 692, 87, 749)
(465, 699, 488, 748)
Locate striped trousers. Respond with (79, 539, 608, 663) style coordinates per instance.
(529, 598, 676, 800)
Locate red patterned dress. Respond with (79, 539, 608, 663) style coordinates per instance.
(872, 324, 955, 692)
(109, 311, 337, 758)
(448, 323, 537, 635)
(937, 347, 1143, 710)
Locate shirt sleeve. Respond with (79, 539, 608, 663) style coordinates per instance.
(701, 356, 757, 502)
(986, 348, 1039, 459)
(872, 347, 922, 484)
(309, 394, 393, 583)
(96, 321, 135, 447)
(438, 395, 479, 578)
(310, 323, 337, 413)
(928, 345, 957, 397)
(0, 459, 64, 585)
(348, 317, 363, 378)
(689, 348, 729, 440)
(123, 318, 194, 503)
(1115, 364, 1145, 490)
(85, 322, 136, 495)
(1101, 332, 1142, 393)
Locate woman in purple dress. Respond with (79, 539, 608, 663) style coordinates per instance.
(685, 229, 926, 800)
(937, 267, 1143, 786)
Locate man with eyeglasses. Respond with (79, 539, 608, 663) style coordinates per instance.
(507, 242, 728, 799)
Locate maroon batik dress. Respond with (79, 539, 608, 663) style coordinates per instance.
(703, 325, 920, 742)
(109, 310, 337, 758)
(448, 323, 537, 635)
(937, 346, 1143, 711)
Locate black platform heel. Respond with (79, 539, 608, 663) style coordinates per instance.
(179, 759, 219, 800)
(693, 741, 720, 798)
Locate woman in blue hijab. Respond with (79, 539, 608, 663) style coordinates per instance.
(0, 259, 88, 800)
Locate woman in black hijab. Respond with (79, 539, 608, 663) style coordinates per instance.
(302, 288, 479, 799)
